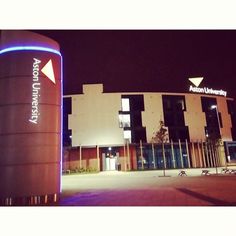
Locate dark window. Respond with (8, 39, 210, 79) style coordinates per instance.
(162, 95, 189, 141)
(63, 97, 72, 146)
(175, 113, 185, 126)
(201, 97, 216, 112)
(225, 142, 236, 162)
(219, 113, 223, 128)
(228, 145, 236, 161)
(131, 112, 142, 127)
(163, 99, 172, 111)
(132, 127, 147, 143)
(163, 95, 186, 112)
(227, 100, 236, 140)
(168, 127, 190, 142)
(201, 96, 221, 140)
(227, 100, 235, 114)
(164, 113, 175, 126)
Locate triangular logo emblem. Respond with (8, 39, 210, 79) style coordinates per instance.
(188, 77, 204, 87)
(41, 59, 56, 84)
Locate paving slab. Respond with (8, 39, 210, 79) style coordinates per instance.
(60, 168, 236, 206)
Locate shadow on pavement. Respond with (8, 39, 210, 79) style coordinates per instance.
(176, 188, 236, 206)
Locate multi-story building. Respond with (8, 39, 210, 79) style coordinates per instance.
(63, 83, 236, 172)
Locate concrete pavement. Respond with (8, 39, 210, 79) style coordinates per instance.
(59, 168, 236, 206)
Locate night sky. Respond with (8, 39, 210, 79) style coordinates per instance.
(35, 30, 236, 99)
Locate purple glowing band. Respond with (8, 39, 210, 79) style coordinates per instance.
(0, 46, 61, 56)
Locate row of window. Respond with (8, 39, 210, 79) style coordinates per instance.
(63, 94, 235, 146)
(119, 98, 132, 142)
(119, 95, 146, 143)
(119, 95, 230, 142)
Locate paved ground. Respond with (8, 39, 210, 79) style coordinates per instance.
(59, 167, 236, 206)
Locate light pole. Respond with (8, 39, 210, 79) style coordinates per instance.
(210, 105, 221, 174)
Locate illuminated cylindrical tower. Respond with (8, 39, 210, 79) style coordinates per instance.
(0, 30, 62, 205)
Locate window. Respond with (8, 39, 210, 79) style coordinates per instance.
(63, 97, 72, 146)
(124, 130, 131, 142)
(120, 95, 146, 143)
(201, 97, 221, 139)
(176, 99, 185, 111)
(162, 95, 189, 141)
(227, 100, 235, 115)
(227, 100, 236, 140)
(119, 114, 131, 128)
(162, 95, 186, 112)
(122, 98, 130, 112)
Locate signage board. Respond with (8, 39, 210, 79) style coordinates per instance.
(0, 43, 62, 205)
(188, 77, 227, 97)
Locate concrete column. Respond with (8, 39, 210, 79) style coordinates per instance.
(201, 141, 206, 168)
(97, 145, 100, 171)
(179, 139, 184, 168)
(79, 145, 82, 169)
(152, 141, 156, 169)
(140, 140, 144, 170)
(185, 140, 191, 168)
(127, 140, 130, 170)
(171, 140, 176, 169)
(123, 141, 127, 171)
(191, 142, 196, 168)
(162, 142, 166, 169)
(215, 145, 220, 167)
(205, 143, 210, 167)
(209, 144, 216, 167)
(197, 141, 203, 168)
(218, 143, 227, 167)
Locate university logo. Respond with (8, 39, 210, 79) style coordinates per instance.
(188, 77, 227, 97)
(41, 59, 56, 84)
(188, 77, 204, 87)
(29, 58, 56, 124)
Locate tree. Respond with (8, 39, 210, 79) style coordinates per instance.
(152, 120, 169, 176)
(152, 120, 168, 144)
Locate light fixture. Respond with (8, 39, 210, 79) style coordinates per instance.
(0, 46, 61, 56)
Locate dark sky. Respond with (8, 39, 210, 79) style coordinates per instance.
(35, 30, 236, 99)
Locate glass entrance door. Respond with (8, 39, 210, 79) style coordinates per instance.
(103, 147, 118, 171)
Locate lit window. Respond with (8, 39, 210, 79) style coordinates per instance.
(124, 130, 131, 142)
(119, 114, 131, 128)
(122, 98, 130, 111)
(122, 114, 130, 127)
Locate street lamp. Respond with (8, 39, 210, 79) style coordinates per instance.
(210, 105, 221, 174)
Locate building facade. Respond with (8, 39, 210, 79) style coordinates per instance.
(63, 84, 236, 172)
